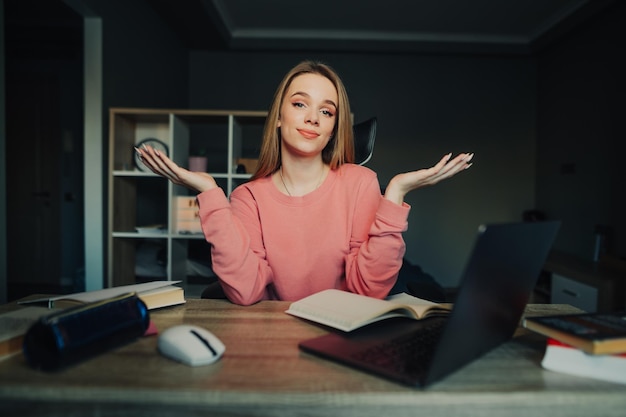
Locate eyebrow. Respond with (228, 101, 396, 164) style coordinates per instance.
(291, 91, 337, 109)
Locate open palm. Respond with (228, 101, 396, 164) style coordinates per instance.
(136, 145, 218, 193)
(385, 153, 473, 205)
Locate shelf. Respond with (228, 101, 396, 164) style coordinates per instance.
(107, 108, 267, 288)
(112, 232, 167, 238)
(172, 234, 206, 239)
(113, 170, 159, 177)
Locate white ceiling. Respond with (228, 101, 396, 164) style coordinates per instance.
(147, 0, 616, 54)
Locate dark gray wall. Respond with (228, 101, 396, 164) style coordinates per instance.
(81, 0, 189, 110)
(190, 52, 537, 287)
(537, 1, 625, 262)
(79, 0, 189, 281)
(82, 0, 622, 289)
(4, 1, 621, 294)
(0, 0, 6, 303)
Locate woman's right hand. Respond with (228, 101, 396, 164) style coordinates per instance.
(135, 145, 218, 193)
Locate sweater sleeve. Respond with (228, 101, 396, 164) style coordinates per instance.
(196, 187, 272, 305)
(344, 175, 409, 299)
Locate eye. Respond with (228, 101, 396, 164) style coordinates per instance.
(321, 108, 335, 118)
(292, 102, 305, 109)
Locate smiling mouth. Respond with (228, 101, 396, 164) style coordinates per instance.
(298, 129, 319, 139)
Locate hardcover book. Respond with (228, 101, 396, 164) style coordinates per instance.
(4, 282, 183, 358)
(523, 311, 626, 354)
(19, 281, 186, 311)
(0, 307, 55, 358)
(541, 338, 626, 385)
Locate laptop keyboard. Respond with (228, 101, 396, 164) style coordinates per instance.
(350, 319, 446, 377)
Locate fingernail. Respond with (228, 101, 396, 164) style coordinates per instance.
(465, 153, 474, 162)
(465, 163, 473, 169)
(142, 144, 148, 150)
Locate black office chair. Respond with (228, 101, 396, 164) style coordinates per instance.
(201, 117, 379, 299)
(200, 277, 226, 299)
(353, 117, 377, 165)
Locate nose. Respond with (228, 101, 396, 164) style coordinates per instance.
(306, 109, 319, 126)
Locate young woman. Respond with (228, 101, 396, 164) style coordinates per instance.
(137, 60, 473, 305)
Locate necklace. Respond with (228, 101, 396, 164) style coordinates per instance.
(279, 168, 292, 196)
(279, 167, 325, 197)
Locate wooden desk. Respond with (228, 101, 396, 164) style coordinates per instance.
(1, 299, 625, 417)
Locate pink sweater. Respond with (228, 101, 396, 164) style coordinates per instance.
(197, 163, 409, 305)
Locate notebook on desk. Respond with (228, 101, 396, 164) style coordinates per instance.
(299, 220, 560, 388)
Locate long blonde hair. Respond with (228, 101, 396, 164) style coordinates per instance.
(251, 60, 355, 180)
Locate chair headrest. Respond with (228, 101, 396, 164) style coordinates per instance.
(353, 117, 377, 165)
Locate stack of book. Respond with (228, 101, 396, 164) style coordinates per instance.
(1, 281, 185, 359)
(523, 311, 626, 385)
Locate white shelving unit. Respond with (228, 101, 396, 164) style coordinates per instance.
(107, 108, 267, 289)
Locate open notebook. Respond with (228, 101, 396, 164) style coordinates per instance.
(299, 221, 560, 388)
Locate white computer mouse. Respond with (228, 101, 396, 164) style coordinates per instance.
(158, 324, 225, 366)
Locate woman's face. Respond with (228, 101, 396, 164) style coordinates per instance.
(278, 73, 337, 160)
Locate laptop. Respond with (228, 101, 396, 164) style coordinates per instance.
(299, 220, 560, 388)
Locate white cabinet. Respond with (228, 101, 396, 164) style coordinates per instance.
(543, 251, 625, 313)
(107, 108, 267, 289)
(551, 273, 598, 312)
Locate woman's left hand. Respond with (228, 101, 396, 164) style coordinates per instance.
(384, 153, 473, 205)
